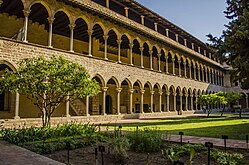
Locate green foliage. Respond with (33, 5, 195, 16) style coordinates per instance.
(0, 55, 100, 127)
(216, 92, 242, 105)
(163, 144, 200, 164)
(0, 123, 98, 144)
(211, 151, 245, 165)
(109, 128, 130, 163)
(127, 127, 162, 152)
(207, 0, 249, 89)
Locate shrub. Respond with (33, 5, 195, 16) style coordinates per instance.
(211, 151, 244, 165)
(0, 123, 98, 144)
(127, 127, 162, 152)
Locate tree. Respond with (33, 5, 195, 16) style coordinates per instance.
(216, 92, 242, 116)
(207, 0, 249, 89)
(198, 93, 227, 117)
(0, 56, 100, 127)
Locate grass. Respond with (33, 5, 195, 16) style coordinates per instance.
(105, 116, 249, 140)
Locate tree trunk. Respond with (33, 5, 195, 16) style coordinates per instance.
(220, 107, 225, 117)
(239, 108, 242, 119)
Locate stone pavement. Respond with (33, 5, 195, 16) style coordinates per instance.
(0, 141, 65, 165)
(164, 134, 249, 149)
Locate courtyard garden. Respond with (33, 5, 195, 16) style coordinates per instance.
(0, 115, 249, 165)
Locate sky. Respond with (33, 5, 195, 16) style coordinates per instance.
(135, 0, 228, 43)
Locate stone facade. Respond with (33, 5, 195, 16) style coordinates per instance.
(0, 0, 248, 124)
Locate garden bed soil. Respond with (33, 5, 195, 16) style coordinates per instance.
(45, 143, 249, 165)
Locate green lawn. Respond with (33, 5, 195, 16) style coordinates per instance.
(105, 116, 249, 140)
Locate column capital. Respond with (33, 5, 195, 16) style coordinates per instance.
(103, 35, 109, 40)
(23, 9, 30, 17)
(87, 30, 93, 36)
(139, 47, 144, 52)
(149, 50, 153, 55)
(184, 93, 188, 97)
(0, 0, 3, 5)
(166, 92, 170, 96)
(102, 87, 108, 92)
(158, 91, 163, 96)
(190, 94, 193, 97)
(140, 89, 145, 94)
(157, 53, 161, 58)
(116, 87, 122, 93)
(150, 90, 155, 95)
(183, 62, 186, 66)
(47, 17, 55, 24)
(69, 24, 75, 30)
(129, 89, 134, 94)
(117, 39, 122, 45)
(129, 43, 134, 49)
(179, 93, 183, 97)
(124, 7, 129, 10)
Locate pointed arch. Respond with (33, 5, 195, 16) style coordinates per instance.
(120, 78, 132, 89)
(144, 81, 152, 91)
(91, 73, 105, 86)
(106, 76, 119, 87)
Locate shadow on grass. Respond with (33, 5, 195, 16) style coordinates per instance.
(104, 116, 239, 128)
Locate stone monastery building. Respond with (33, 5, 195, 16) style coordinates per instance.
(0, 0, 248, 124)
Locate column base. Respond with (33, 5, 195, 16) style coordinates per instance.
(86, 114, 90, 117)
(141, 66, 144, 68)
(150, 68, 153, 71)
(48, 45, 53, 48)
(66, 114, 71, 118)
(130, 63, 134, 66)
(105, 58, 108, 60)
(89, 54, 93, 57)
(23, 40, 28, 43)
(69, 50, 74, 53)
(118, 61, 122, 63)
(14, 116, 20, 119)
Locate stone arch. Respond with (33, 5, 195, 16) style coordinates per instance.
(133, 80, 143, 89)
(91, 73, 105, 87)
(143, 42, 150, 69)
(144, 81, 152, 91)
(29, 1, 52, 17)
(107, 27, 120, 39)
(120, 78, 132, 89)
(92, 22, 106, 33)
(162, 84, 169, 93)
(106, 76, 119, 87)
(74, 16, 90, 30)
(53, 9, 72, 25)
(132, 37, 142, 47)
(0, 60, 17, 72)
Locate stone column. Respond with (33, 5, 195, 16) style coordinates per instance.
(209, 70, 212, 83)
(183, 62, 187, 78)
(140, 47, 144, 68)
(159, 91, 162, 112)
(116, 88, 122, 115)
(102, 87, 108, 115)
(178, 60, 181, 77)
(140, 89, 145, 113)
(149, 50, 153, 70)
(202, 68, 205, 82)
(66, 95, 70, 117)
(173, 93, 176, 111)
(47, 17, 54, 48)
(106, 0, 109, 8)
(193, 65, 197, 80)
(23, 9, 30, 43)
(206, 69, 208, 83)
(166, 93, 170, 112)
(189, 64, 192, 79)
(103, 35, 108, 60)
(129, 89, 134, 113)
(150, 90, 154, 112)
(87, 30, 93, 56)
(129, 43, 133, 65)
(158, 54, 161, 72)
(185, 94, 188, 111)
(124, 7, 129, 17)
(190, 95, 194, 110)
(198, 67, 201, 81)
(117, 39, 122, 63)
(165, 55, 169, 74)
(85, 96, 90, 116)
(14, 93, 20, 119)
(195, 96, 198, 110)
(179, 94, 183, 114)
(69, 24, 75, 52)
(141, 15, 144, 25)
(172, 57, 175, 75)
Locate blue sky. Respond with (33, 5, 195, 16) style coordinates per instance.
(135, 0, 228, 43)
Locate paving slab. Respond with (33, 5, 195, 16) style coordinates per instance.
(0, 141, 65, 165)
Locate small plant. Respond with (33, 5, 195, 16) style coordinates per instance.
(127, 127, 162, 152)
(109, 127, 130, 163)
(211, 151, 245, 165)
(164, 147, 185, 163)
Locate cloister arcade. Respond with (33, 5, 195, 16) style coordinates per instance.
(0, 0, 248, 121)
